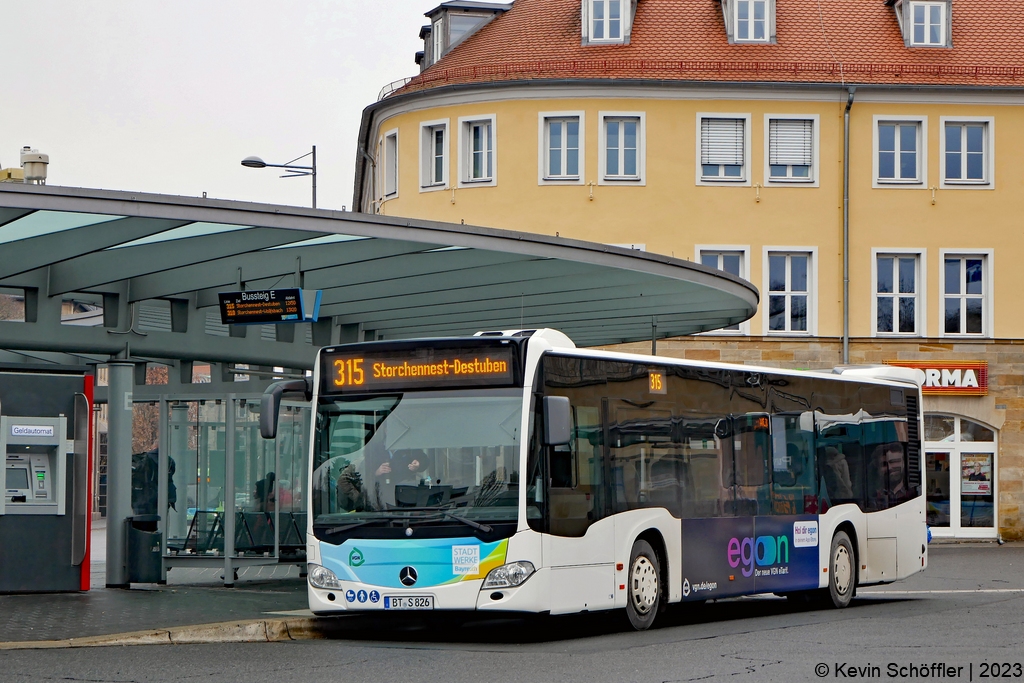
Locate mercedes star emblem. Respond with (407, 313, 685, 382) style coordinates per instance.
(399, 566, 418, 586)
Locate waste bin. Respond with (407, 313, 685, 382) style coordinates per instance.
(125, 515, 162, 583)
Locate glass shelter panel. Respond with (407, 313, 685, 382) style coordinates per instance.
(164, 400, 311, 558)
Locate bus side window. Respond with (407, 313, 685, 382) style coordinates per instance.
(680, 416, 725, 518)
(770, 413, 816, 515)
(608, 404, 672, 513)
(548, 401, 602, 537)
(550, 445, 573, 488)
(731, 414, 770, 516)
(862, 417, 910, 511)
(816, 418, 864, 508)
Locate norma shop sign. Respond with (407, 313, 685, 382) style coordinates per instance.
(884, 360, 988, 396)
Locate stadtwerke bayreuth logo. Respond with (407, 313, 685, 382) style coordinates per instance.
(348, 548, 365, 567)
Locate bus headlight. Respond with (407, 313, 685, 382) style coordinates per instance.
(307, 563, 343, 589)
(482, 561, 535, 589)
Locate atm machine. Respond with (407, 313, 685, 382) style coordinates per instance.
(2, 416, 69, 516)
(0, 368, 93, 593)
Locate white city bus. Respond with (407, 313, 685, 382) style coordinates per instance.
(261, 329, 926, 630)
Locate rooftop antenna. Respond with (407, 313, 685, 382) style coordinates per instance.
(520, 293, 524, 330)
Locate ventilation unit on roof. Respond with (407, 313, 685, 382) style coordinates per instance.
(20, 147, 48, 185)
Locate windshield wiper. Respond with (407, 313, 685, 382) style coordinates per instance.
(318, 519, 382, 535)
(441, 511, 492, 533)
(324, 508, 494, 534)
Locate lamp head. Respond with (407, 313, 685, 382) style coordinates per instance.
(241, 156, 267, 169)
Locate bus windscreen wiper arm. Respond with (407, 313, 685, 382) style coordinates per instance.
(442, 511, 492, 533)
(320, 520, 376, 535)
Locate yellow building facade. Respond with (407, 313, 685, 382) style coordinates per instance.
(353, 1, 1024, 539)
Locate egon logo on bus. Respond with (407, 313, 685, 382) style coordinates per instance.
(727, 534, 789, 577)
(726, 521, 818, 578)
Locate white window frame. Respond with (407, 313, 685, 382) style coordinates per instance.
(696, 245, 751, 335)
(419, 119, 449, 192)
(538, 111, 586, 186)
(762, 247, 817, 336)
(939, 249, 994, 339)
(871, 248, 927, 338)
(908, 1, 948, 47)
(598, 111, 645, 185)
(582, 0, 632, 45)
(733, 0, 773, 43)
(696, 113, 752, 186)
(763, 114, 819, 187)
(381, 128, 399, 200)
(939, 116, 995, 190)
(872, 115, 928, 188)
(432, 18, 444, 61)
(457, 114, 497, 188)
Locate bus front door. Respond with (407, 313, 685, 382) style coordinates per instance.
(543, 439, 615, 614)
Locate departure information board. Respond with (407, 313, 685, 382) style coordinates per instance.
(320, 343, 518, 394)
(219, 289, 303, 324)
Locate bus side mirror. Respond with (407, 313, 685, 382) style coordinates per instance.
(543, 396, 572, 446)
(260, 379, 312, 440)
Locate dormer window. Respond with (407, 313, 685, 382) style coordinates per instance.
(420, 2, 511, 69)
(432, 18, 443, 61)
(592, 0, 622, 41)
(720, 0, 775, 44)
(582, 0, 634, 45)
(735, 0, 767, 41)
(891, 0, 951, 48)
(911, 2, 945, 45)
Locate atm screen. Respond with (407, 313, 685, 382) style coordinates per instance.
(6, 466, 30, 491)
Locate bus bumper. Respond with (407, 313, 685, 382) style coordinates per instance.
(307, 570, 548, 614)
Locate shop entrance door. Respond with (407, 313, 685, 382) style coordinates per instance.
(924, 415, 997, 539)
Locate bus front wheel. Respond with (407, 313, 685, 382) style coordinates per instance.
(826, 530, 856, 609)
(625, 539, 661, 630)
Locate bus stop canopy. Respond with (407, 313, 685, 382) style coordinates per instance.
(0, 184, 759, 369)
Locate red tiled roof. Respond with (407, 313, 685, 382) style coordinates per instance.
(399, 0, 1024, 93)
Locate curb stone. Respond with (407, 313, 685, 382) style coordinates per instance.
(0, 618, 325, 650)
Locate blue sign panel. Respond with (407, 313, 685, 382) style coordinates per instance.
(680, 515, 820, 600)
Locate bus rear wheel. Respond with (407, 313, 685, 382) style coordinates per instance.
(826, 530, 856, 609)
(625, 539, 661, 631)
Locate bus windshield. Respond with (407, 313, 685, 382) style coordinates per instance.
(311, 388, 523, 539)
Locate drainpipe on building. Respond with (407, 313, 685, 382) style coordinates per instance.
(843, 87, 856, 365)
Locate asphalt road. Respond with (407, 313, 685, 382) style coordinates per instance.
(3, 544, 1023, 683)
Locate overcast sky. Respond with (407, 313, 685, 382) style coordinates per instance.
(0, 1, 435, 210)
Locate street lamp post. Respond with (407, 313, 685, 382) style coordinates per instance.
(241, 145, 317, 208)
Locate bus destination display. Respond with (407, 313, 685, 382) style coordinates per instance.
(322, 345, 517, 393)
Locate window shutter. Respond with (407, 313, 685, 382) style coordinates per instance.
(769, 119, 813, 166)
(701, 118, 744, 165)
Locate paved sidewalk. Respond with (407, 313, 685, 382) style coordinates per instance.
(0, 580, 310, 643)
(0, 518, 310, 644)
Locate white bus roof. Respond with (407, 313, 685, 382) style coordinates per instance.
(503, 329, 923, 391)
